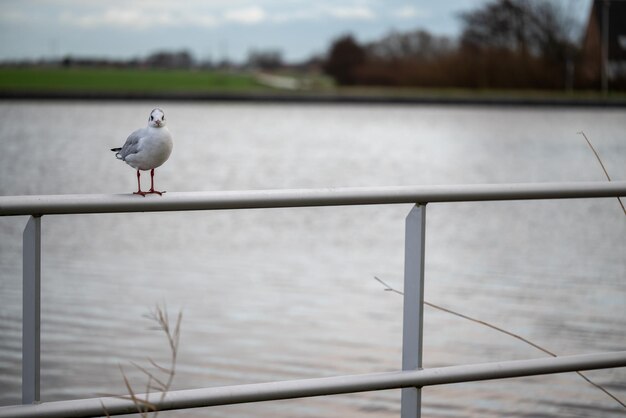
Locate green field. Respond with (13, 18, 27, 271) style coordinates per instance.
(0, 67, 268, 93)
(0, 67, 623, 104)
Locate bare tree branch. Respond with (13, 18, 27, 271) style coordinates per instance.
(106, 305, 182, 418)
(373, 276, 625, 408)
(579, 131, 626, 216)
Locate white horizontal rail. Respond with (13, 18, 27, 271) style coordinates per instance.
(1, 181, 625, 216)
(2, 351, 625, 418)
(5, 182, 625, 416)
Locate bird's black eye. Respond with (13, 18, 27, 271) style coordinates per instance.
(150, 115, 154, 120)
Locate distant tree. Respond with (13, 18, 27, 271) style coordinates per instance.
(458, 0, 579, 88)
(319, 0, 583, 90)
(61, 56, 74, 68)
(526, 1, 579, 65)
(460, 0, 531, 52)
(247, 49, 283, 70)
(323, 35, 366, 85)
(460, 0, 576, 57)
(368, 30, 454, 62)
(145, 50, 195, 69)
(356, 30, 455, 86)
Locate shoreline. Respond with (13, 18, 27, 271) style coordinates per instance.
(1, 90, 625, 108)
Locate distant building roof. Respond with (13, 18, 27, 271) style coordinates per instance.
(581, 0, 626, 79)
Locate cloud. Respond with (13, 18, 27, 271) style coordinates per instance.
(391, 6, 428, 19)
(271, 9, 320, 23)
(8, 1, 380, 31)
(325, 6, 376, 20)
(57, 4, 269, 29)
(59, 8, 219, 29)
(223, 6, 266, 24)
(61, 10, 162, 29)
(267, 4, 378, 23)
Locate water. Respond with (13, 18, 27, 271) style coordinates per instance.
(0, 101, 625, 417)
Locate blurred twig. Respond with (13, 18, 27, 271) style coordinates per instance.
(103, 304, 182, 418)
(578, 131, 626, 216)
(373, 276, 625, 409)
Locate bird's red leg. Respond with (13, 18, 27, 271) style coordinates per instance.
(148, 169, 164, 195)
(133, 170, 147, 196)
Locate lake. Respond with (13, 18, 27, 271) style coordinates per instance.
(0, 101, 625, 417)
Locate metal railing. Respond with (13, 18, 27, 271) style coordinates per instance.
(1, 181, 626, 418)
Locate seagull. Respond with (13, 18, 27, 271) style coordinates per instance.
(111, 108, 173, 196)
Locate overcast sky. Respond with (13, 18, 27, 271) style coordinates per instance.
(0, 0, 592, 63)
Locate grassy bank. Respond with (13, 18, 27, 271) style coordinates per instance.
(0, 67, 268, 93)
(1, 67, 624, 106)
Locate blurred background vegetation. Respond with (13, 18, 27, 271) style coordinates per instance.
(0, 0, 624, 97)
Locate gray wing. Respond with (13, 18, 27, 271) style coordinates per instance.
(116, 128, 144, 160)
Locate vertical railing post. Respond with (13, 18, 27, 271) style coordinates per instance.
(22, 216, 41, 404)
(401, 204, 426, 418)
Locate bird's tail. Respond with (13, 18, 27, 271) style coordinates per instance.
(110, 147, 123, 160)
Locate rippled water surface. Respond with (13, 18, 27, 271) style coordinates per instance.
(0, 101, 625, 417)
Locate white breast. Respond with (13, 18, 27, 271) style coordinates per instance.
(125, 127, 173, 171)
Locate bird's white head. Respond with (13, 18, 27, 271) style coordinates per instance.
(148, 108, 167, 128)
